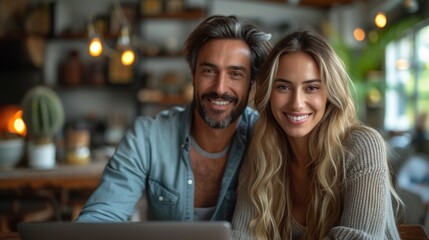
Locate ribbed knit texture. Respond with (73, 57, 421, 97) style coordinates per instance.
(232, 126, 400, 239)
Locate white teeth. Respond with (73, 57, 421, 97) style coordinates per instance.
(211, 100, 230, 105)
(287, 114, 309, 121)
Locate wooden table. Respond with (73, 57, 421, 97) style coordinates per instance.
(0, 161, 106, 231)
(399, 224, 429, 240)
(0, 161, 106, 190)
(0, 224, 427, 240)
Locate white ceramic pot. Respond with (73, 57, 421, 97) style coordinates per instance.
(28, 142, 56, 169)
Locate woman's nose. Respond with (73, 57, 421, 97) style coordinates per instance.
(289, 91, 305, 110)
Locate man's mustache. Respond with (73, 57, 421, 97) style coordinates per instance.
(201, 92, 237, 103)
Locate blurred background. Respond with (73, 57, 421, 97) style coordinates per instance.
(0, 0, 428, 235)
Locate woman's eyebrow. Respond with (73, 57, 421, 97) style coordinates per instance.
(273, 79, 321, 84)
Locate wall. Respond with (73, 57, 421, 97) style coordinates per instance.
(39, 0, 328, 125)
(209, 0, 326, 42)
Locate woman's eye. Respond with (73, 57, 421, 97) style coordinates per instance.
(276, 85, 290, 91)
(306, 85, 320, 92)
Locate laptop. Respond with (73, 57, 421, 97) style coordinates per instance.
(18, 221, 232, 240)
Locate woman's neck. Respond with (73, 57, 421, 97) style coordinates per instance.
(289, 137, 310, 166)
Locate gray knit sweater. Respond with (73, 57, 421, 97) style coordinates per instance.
(232, 126, 400, 239)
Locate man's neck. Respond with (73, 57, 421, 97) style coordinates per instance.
(190, 110, 239, 153)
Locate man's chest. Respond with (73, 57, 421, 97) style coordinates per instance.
(190, 148, 228, 207)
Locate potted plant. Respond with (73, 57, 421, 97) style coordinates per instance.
(22, 86, 65, 169)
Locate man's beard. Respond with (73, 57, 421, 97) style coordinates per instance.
(195, 92, 248, 129)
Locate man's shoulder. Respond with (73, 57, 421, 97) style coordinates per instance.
(241, 107, 259, 124)
(136, 106, 186, 122)
(130, 106, 188, 134)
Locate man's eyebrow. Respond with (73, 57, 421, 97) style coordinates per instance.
(199, 62, 218, 69)
(227, 66, 247, 72)
(199, 62, 247, 72)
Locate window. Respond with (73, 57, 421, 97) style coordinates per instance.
(385, 20, 429, 132)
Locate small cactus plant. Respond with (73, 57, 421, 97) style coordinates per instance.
(21, 86, 65, 144)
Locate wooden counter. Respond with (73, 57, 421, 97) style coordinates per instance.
(0, 161, 107, 231)
(0, 161, 106, 190)
(0, 224, 428, 240)
(399, 224, 429, 240)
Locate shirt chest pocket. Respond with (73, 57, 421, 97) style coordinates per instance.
(148, 179, 179, 205)
(147, 179, 179, 219)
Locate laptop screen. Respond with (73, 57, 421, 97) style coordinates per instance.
(18, 221, 232, 240)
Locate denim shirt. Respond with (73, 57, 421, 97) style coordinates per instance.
(77, 105, 258, 222)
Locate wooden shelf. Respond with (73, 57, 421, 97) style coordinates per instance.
(140, 96, 189, 105)
(141, 8, 206, 20)
(53, 84, 135, 91)
(140, 52, 184, 58)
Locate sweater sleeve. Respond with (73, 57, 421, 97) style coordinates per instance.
(326, 127, 400, 240)
(231, 159, 255, 240)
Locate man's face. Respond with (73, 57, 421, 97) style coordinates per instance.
(193, 39, 252, 129)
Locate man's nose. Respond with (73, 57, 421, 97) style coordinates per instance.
(213, 72, 228, 94)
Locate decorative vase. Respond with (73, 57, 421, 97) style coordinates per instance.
(59, 50, 83, 86)
(28, 141, 56, 169)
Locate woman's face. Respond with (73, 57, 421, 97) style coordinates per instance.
(270, 51, 328, 141)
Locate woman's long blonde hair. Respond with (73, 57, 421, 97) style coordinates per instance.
(243, 30, 398, 239)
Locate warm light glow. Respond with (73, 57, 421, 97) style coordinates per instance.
(396, 58, 410, 70)
(375, 12, 387, 28)
(353, 28, 365, 42)
(13, 118, 26, 135)
(7, 110, 26, 136)
(89, 37, 103, 57)
(121, 50, 135, 66)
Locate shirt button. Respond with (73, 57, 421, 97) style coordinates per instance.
(188, 179, 193, 185)
(158, 196, 164, 201)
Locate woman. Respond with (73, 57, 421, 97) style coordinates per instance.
(232, 30, 402, 239)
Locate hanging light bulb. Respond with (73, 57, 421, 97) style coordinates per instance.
(121, 49, 135, 66)
(89, 37, 103, 57)
(375, 12, 387, 28)
(117, 26, 135, 65)
(87, 24, 103, 57)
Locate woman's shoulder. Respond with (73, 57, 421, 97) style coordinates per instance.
(344, 125, 388, 172)
(345, 125, 385, 149)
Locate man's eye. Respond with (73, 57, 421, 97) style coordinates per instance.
(203, 68, 215, 75)
(230, 71, 244, 78)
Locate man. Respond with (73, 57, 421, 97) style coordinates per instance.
(76, 15, 271, 222)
